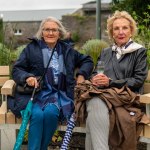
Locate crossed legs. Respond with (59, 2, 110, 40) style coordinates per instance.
(86, 97, 110, 150)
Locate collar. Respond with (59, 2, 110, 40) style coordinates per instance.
(112, 39, 143, 59)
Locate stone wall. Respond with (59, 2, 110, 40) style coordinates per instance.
(4, 21, 40, 48)
(3, 10, 112, 48)
(62, 10, 112, 47)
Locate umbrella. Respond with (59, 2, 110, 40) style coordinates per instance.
(60, 113, 76, 150)
(13, 87, 37, 150)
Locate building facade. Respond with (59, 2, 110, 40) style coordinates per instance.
(1, 1, 112, 48)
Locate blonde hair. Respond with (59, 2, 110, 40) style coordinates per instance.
(107, 11, 137, 39)
(35, 16, 67, 40)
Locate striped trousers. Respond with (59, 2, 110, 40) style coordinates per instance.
(86, 97, 110, 150)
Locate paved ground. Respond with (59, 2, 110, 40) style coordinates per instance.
(21, 145, 61, 150)
(17, 131, 148, 150)
(20, 140, 146, 150)
(21, 145, 60, 150)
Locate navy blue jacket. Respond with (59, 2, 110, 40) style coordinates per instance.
(12, 38, 94, 99)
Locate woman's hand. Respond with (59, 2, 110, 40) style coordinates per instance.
(76, 75, 85, 84)
(91, 74, 110, 87)
(26, 77, 38, 88)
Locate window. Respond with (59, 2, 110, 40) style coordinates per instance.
(14, 29, 22, 35)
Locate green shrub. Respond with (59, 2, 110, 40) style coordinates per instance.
(0, 18, 4, 43)
(72, 32, 80, 42)
(132, 9, 150, 68)
(80, 39, 109, 66)
(0, 43, 11, 65)
(10, 45, 26, 62)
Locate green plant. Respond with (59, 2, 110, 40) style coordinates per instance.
(72, 32, 80, 43)
(0, 18, 4, 43)
(74, 15, 86, 24)
(52, 130, 63, 143)
(0, 19, 25, 66)
(23, 130, 28, 143)
(0, 43, 11, 65)
(10, 45, 25, 62)
(80, 39, 109, 66)
(111, 0, 150, 26)
(132, 8, 150, 68)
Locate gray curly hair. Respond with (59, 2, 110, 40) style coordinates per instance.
(35, 16, 67, 40)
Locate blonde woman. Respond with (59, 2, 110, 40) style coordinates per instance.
(86, 11, 148, 150)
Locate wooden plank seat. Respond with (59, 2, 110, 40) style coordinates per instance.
(0, 66, 10, 87)
(1, 70, 150, 150)
(0, 66, 10, 123)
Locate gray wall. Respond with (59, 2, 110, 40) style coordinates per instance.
(4, 21, 40, 48)
(3, 10, 112, 48)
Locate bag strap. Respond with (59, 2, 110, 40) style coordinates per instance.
(38, 48, 55, 84)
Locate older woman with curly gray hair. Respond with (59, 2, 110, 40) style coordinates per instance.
(85, 11, 148, 150)
(10, 16, 94, 150)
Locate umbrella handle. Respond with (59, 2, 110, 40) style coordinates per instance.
(31, 87, 37, 100)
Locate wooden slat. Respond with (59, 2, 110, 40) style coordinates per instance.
(0, 114, 6, 124)
(0, 101, 7, 124)
(140, 94, 150, 104)
(143, 124, 150, 138)
(1, 80, 15, 95)
(0, 101, 7, 114)
(0, 66, 9, 76)
(146, 70, 150, 81)
(6, 112, 15, 124)
(0, 77, 10, 86)
(143, 83, 150, 94)
(16, 117, 22, 124)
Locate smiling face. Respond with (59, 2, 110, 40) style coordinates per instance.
(42, 21, 60, 48)
(112, 18, 132, 47)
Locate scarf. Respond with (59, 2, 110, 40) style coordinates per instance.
(35, 40, 74, 120)
(112, 39, 143, 59)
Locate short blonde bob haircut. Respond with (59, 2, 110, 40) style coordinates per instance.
(107, 11, 137, 39)
(35, 16, 67, 40)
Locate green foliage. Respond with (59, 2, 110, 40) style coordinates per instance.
(0, 43, 11, 65)
(23, 130, 28, 143)
(111, 0, 150, 26)
(80, 39, 109, 66)
(52, 130, 63, 142)
(132, 9, 150, 68)
(132, 10, 150, 44)
(73, 15, 86, 24)
(147, 51, 150, 69)
(0, 18, 3, 43)
(10, 45, 25, 62)
(0, 43, 25, 66)
(0, 18, 25, 66)
(0, 18, 10, 65)
(72, 32, 80, 42)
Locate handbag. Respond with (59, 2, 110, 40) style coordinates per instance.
(16, 48, 55, 94)
(16, 76, 43, 94)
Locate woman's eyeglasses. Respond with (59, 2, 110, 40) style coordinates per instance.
(43, 28, 59, 34)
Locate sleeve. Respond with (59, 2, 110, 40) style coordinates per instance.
(74, 50, 94, 80)
(12, 44, 35, 85)
(109, 48, 148, 91)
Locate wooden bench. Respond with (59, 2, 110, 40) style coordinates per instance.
(0, 66, 85, 150)
(1, 69, 150, 150)
(0, 66, 10, 123)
